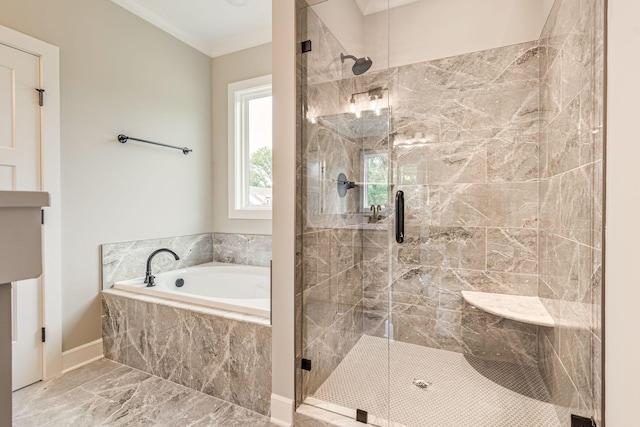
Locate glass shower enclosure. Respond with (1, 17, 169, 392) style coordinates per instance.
(296, 1, 604, 426)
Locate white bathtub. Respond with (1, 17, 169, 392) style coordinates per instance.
(111, 262, 270, 318)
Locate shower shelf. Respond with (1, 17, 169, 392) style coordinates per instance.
(461, 291, 555, 328)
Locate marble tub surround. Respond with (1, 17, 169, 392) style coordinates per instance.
(537, 0, 604, 424)
(102, 290, 272, 416)
(101, 233, 213, 288)
(12, 358, 276, 427)
(212, 232, 272, 267)
(102, 232, 273, 289)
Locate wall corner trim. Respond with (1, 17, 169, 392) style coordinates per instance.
(61, 339, 104, 374)
(270, 393, 294, 427)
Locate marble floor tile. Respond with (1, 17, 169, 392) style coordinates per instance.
(13, 358, 276, 427)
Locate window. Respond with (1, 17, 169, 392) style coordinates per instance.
(363, 151, 389, 208)
(228, 75, 272, 219)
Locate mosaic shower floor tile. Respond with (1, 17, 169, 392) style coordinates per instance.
(309, 335, 561, 427)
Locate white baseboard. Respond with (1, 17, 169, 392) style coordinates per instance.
(61, 338, 104, 374)
(270, 393, 294, 426)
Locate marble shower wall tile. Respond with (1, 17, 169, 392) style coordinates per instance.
(395, 43, 540, 141)
(303, 120, 362, 226)
(538, 333, 590, 426)
(302, 302, 363, 397)
(393, 305, 468, 355)
(358, 41, 543, 366)
(538, 0, 604, 423)
(487, 135, 539, 182)
(101, 234, 213, 288)
(102, 292, 272, 416)
(300, 228, 363, 400)
(461, 305, 539, 366)
(297, 10, 367, 405)
(212, 232, 272, 267)
(419, 226, 486, 270)
(486, 227, 537, 274)
(384, 265, 540, 364)
(436, 183, 539, 228)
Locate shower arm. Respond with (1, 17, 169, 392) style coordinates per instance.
(341, 53, 358, 63)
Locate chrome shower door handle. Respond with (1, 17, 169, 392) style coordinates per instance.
(395, 190, 404, 243)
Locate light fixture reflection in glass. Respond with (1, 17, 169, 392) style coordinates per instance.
(226, 0, 249, 6)
(393, 131, 433, 147)
(347, 87, 389, 117)
(393, 133, 406, 146)
(306, 106, 318, 124)
(355, 109, 362, 118)
(349, 95, 357, 113)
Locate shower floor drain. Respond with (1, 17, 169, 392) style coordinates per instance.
(413, 379, 432, 389)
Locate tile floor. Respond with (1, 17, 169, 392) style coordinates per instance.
(12, 358, 276, 427)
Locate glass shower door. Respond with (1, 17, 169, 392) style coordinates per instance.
(298, 2, 392, 424)
(298, 1, 604, 426)
(385, 0, 605, 426)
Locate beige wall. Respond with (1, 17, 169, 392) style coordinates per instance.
(211, 43, 272, 236)
(0, 0, 213, 351)
(271, 0, 296, 421)
(312, 0, 365, 58)
(606, 0, 640, 424)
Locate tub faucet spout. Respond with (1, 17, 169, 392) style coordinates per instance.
(144, 248, 180, 287)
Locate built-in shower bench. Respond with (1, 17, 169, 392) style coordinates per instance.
(461, 291, 594, 330)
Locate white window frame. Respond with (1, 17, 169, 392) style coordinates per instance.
(228, 74, 272, 220)
(362, 150, 389, 210)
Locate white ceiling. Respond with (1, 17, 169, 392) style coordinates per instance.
(111, 0, 272, 58)
(307, 0, 419, 15)
(353, 0, 418, 16)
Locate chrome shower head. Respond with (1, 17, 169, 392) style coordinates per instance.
(340, 53, 373, 75)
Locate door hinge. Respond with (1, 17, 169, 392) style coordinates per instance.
(301, 40, 312, 53)
(41, 209, 44, 225)
(301, 358, 312, 371)
(35, 88, 45, 106)
(571, 414, 596, 427)
(41, 327, 46, 343)
(356, 409, 368, 424)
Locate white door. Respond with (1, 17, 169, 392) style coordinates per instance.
(0, 42, 43, 390)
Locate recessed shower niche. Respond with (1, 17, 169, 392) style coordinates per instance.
(296, 0, 604, 426)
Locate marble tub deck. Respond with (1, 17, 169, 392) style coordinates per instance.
(13, 358, 276, 427)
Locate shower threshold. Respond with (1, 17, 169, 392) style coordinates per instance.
(306, 335, 561, 427)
